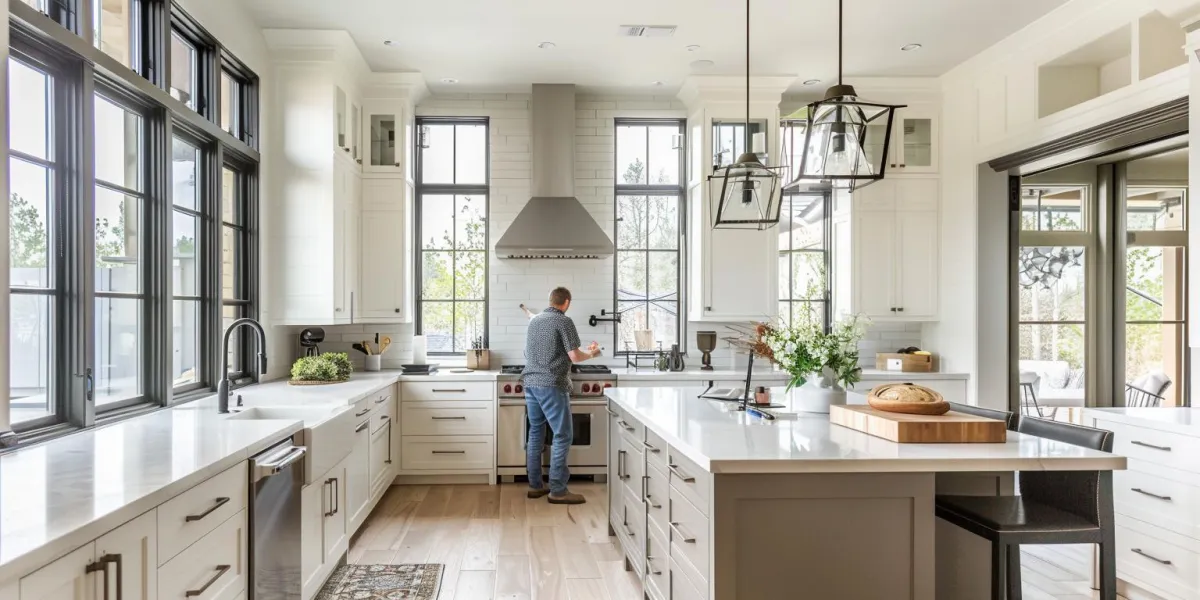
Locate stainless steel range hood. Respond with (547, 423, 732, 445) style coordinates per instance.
(495, 84, 614, 259)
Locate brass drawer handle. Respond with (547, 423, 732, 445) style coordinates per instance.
(668, 465, 695, 483)
(1131, 488, 1172, 501)
(1131, 548, 1172, 565)
(185, 497, 230, 522)
(185, 565, 231, 597)
(1131, 440, 1172, 452)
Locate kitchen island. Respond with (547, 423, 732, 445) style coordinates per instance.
(604, 386, 1125, 600)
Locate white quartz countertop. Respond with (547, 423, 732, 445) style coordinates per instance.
(1085, 407, 1200, 436)
(605, 387, 1125, 475)
(0, 404, 303, 583)
(608, 367, 968, 381)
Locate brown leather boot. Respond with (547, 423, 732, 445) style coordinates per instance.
(547, 491, 586, 505)
(527, 488, 550, 499)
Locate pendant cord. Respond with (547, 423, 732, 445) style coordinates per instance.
(837, 0, 843, 85)
(744, 0, 750, 154)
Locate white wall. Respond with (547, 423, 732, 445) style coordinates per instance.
(929, 0, 1194, 407)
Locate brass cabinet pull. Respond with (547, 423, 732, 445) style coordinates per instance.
(185, 565, 231, 597)
(185, 497, 230, 522)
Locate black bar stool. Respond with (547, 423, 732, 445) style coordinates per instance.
(946, 401, 1018, 431)
(935, 417, 1116, 600)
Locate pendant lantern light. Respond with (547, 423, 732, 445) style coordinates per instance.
(706, 0, 784, 230)
(785, 0, 905, 191)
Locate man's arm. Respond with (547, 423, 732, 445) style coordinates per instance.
(568, 341, 601, 363)
(559, 318, 600, 363)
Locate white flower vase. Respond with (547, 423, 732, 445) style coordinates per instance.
(791, 368, 848, 414)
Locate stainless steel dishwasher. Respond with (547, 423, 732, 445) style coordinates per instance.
(249, 437, 307, 600)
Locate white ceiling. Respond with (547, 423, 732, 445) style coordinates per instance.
(242, 0, 1070, 94)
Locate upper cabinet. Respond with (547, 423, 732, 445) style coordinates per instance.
(678, 77, 794, 322)
(264, 30, 425, 326)
(848, 177, 939, 321)
(892, 106, 938, 173)
(362, 100, 405, 175)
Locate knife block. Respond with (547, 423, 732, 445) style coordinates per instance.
(467, 349, 491, 370)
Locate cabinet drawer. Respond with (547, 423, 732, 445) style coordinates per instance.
(645, 460, 669, 542)
(401, 381, 492, 402)
(667, 447, 710, 516)
(369, 388, 394, 434)
(612, 410, 645, 446)
(400, 435, 493, 470)
(617, 434, 644, 501)
(669, 485, 710, 588)
(1116, 518, 1200, 599)
(645, 527, 670, 600)
(1115, 468, 1200, 540)
(1095, 419, 1200, 474)
(617, 486, 645, 578)
(644, 428, 668, 474)
(350, 397, 375, 422)
(159, 510, 247, 600)
(401, 401, 492, 435)
(671, 556, 708, 600)
(158, 462, 247, 564)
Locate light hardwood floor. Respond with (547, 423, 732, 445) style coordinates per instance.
(348, 483, 1123, 600)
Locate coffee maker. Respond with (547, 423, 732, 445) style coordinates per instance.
(298, 327, 325, 357)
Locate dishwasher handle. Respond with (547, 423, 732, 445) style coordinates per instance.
(253, 446, 307, 482)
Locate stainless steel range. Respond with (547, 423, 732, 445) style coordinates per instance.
(496, 364, 615, 480)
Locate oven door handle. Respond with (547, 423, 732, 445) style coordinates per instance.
(568, 400, 609, 406)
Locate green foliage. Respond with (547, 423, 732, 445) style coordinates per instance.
(10, 193, 47, 268)
(95, 200, 127, 266)
(290, 352, 353, 382)
(762, 315, 867, 390)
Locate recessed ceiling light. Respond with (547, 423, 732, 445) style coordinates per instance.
(689, 59, 714, 69)
(686, 45, 701, 52)
(802, 79, 821, 86)
(901, 43, 922, 52)
(537, 41, 556, 49)
(441, 78, 459, 84)
(383, 40, 397, 46)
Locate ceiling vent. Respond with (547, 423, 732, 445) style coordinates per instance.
(620, 25, 677, 38)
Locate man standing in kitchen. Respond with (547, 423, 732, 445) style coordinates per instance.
(522, 287, 602, 504)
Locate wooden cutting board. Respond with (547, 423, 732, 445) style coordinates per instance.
(829, 405, 1007, 443)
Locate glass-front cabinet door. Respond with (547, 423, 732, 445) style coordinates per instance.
(363, 101, 404, 174)
(892, 106, 937, 173)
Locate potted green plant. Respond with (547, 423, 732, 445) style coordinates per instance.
(289, 352, 353, 385)
(763, 316, 866, 412)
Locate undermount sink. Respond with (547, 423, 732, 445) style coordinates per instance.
(227, 406, 342, 426)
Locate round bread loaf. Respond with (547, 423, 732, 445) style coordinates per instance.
(867, 383, 950, 415)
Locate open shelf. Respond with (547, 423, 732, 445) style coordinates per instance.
(1038, 25, 1132, 118)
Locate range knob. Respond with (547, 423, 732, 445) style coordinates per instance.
(515, 384, 523, 393)
(503, 384, 512, 393)
(603, 382, 613, 389)
(581, 383, 592, 393)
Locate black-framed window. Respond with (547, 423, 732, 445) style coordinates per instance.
(6, 3, 261, 440)
(219, 53, 256, 147)
(613, 119, 685, 354)
(7, 44, 71, 430)
(19, 0, 78, 32)
(712, 120, 764, 169)
(169, 10, 214, 116)
(778, 193, 831, 331)
(221, 162, 255, 378)
(93, 0, 142, 72)
(414, 118, 488, 354)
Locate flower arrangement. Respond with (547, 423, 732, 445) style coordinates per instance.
(725, 316, 867, 391)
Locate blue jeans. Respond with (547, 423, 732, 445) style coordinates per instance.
(525, 386, 572, 495)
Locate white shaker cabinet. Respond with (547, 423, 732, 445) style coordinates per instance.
(19, 545, 95, 600)
(344, 416, 372, 533)
(300, 459, 348, 600)
(361, 100, 406, 175)
(686, 183, 778, 322)
(850, 177, 939, 321)
(21, 510, 158, 600)
(357, 180, 412, 323)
